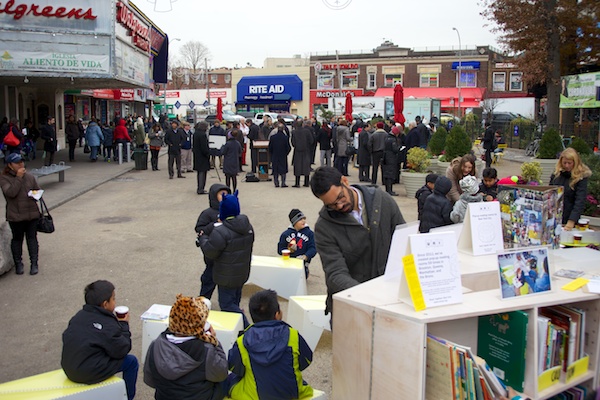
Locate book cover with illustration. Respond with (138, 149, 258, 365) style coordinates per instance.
(478, 310, 529, 392)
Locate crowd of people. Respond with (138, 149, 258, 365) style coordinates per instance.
(1, 109, 597, 400)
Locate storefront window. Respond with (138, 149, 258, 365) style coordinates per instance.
(493, 72, 506, 91)
(384, 74, 402, 87)
(458, 71, 477, 88)
(341, 71, 358, 89)
(317, 73, 335, 90)
(225, 74, 231, 84)
(510, 72, 523, 91)
(420, 73, 438, 88)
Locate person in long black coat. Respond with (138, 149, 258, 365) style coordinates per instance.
(268, 123, 292, 187)
(382, 126, 403, 196)
(291, 121, 314, 187)
(193, 121, 211, 195)
(221, 130, 242, 191)
(357, 123, 372, 182)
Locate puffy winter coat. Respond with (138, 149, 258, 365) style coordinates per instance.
(0, 170, 41, 222)
(419, 176, 454, 233)
(198, 214, 254, 288)
(550, 167, 592, 225)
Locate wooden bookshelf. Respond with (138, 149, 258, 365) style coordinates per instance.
(332, 247, 600, 400)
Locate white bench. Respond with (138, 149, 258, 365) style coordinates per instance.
(141, 307, 244, 361)
(287, 295, 331, 352)
(30, 165, 71, 183)
(0, 369, 126, 400)
(247, 255, 307, 300)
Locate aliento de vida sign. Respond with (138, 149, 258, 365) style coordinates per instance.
(0, 0, 97, 20)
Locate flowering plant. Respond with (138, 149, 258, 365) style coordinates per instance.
(581, 154, 600, 217)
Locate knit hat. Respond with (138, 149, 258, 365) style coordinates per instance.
(391, 126, 401, 135)
(426, 173, 439, 184)
(169, 294, 218, 345)
(289, 209, 305, 225)
(459, 175, 480, 195)
(376, 122, 384, 129)
(219, 190, 240, 220)
(4, 153, 22, 164)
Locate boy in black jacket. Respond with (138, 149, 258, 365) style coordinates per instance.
(61, 280, 138, 400)
(195, 183, 231, 299)
(198, 191, 255, 328)
(479, 167, 498, 201)
(419, 176, 454, 233)
(415, 173, 438, 220)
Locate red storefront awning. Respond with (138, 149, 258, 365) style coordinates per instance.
(374, 87, 486, 108)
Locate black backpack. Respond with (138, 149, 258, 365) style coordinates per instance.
(245, 172, 260, 182)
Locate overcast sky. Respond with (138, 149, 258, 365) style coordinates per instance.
(136, 0, 501, 69)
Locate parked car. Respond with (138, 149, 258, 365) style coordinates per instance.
(440, 113, 461, 127)
(253, 112, 278, 126)
(483, 111, 520, 133)
(352, 112, 372, 123)
(204, 110, 245, 125)
(277, 113, 298, 126)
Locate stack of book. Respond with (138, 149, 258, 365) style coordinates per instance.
(426, 334, 508, 400)
(538, 305, 586, 373)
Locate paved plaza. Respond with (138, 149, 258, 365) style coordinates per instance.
(0, 146, 525, 398)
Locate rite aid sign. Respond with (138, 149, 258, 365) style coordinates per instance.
(237, 75, 302, 103)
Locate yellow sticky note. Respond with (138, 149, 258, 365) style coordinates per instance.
(562, 277, 590, 291)
(402, 254, 426, 311)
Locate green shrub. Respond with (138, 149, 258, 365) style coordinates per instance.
(569, 137, 592, 155)
(428, 126, 447, 156)
(406, 147, 431, 173)
(463, 113, 479, 139)
(444, 125, 472, 161)
(512, 117, 537, 146)
(520, 161, 542, 184)
(580, 153, 600, 217)
(537, 128, 564, 159)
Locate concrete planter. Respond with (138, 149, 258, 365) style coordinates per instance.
(537, 158, 558, 185)
(402, 171, 429, 198)
(435, 161, 451, 175)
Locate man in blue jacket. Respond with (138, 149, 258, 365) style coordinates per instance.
(226, 289, 313, 400)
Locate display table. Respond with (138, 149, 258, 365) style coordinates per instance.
(332, 247, 600, 400)
(287, 295, 330, 351)
(141, 308, 244, 361)
(0, 369, 126, 400)
(247, 255, 307, 299)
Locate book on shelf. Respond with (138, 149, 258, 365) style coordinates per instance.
(426, 334, 506, 400)
(539, 305, 586, 373)
(477, 311, 528, 392)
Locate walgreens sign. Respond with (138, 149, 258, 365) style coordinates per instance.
(0, 0, 97, 20)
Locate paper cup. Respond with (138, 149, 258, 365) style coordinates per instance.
(578, 218, 589, 231)
(573, 233, 583, 244)
(282, 249, 291, 260)
(114, 306, 129, 319)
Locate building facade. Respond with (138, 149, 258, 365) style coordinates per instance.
(309, 41, 528, 119)
(0, 0, 167, 144)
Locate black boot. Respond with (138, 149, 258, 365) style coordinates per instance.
(11, 241, 24, 275)
(303, 175, 310, 187)
(292, 176, 301, 188)
(27, 236, 39, 275)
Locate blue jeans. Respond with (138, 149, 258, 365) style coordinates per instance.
(90, 145, 99, 160)
(218, 286, 249, 328)
(200, 260, 216, 299)
(116, 354, 138, 400)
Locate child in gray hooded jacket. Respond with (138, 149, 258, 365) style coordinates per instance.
(450, 175, 484, 223)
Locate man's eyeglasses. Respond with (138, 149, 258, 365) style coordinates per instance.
(325, 186, 346, 210)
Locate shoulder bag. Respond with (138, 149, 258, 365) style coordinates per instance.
(37, 198, 55, 233)
(3, 130, 20, 147)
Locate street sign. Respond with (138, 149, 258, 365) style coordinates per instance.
(203, 100, 209, 107)
(188, 101, 195, 109)
(174, 101, 181, 109)
(514, 125, 519, 136)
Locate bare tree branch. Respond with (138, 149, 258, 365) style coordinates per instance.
(179, 41, 211, 73)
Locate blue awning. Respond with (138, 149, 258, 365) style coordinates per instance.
(237, 75, 302, 103)
(451, 61, 480, 70)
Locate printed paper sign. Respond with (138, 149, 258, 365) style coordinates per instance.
(459, 202, 504, 256)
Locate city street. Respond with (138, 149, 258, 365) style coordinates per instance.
(0, 147, 524, 398)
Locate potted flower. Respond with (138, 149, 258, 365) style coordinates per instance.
(536, 128, 564, 184)
(520, 161, 542, 184)
(402, 147, 432, 198)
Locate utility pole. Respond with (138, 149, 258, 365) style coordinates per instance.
(453, 27, 462, 118)
(205, 57, 210, 106)
(335, 50, 341, 115)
